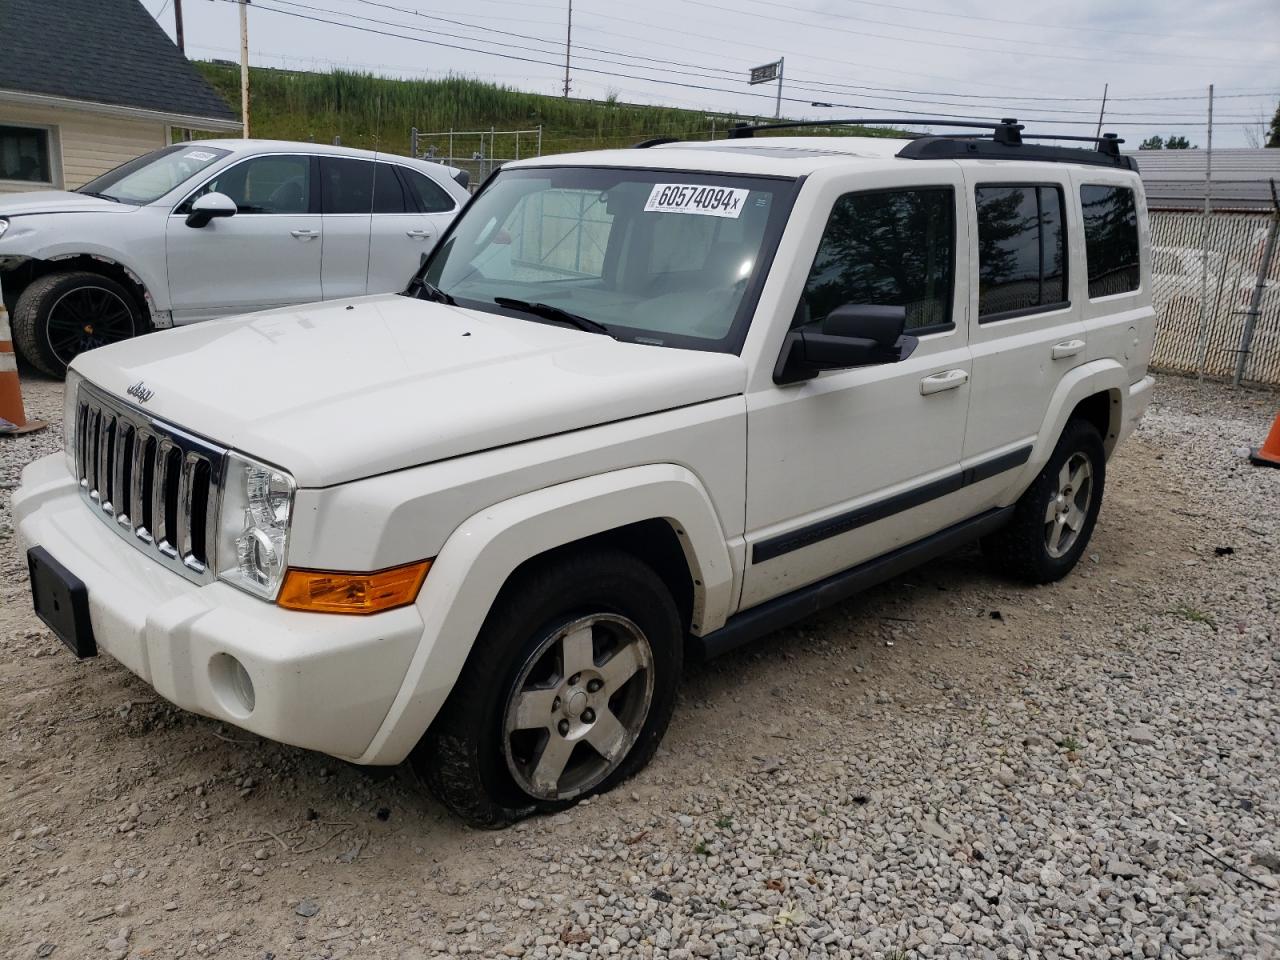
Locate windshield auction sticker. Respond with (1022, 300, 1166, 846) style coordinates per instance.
(184, 151, 218, 162)
(644, 184, 748, 218)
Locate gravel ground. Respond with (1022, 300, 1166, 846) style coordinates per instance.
(2, 371, 1278, 960)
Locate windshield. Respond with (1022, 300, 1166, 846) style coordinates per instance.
(77, 145, 231, 205)
(419, 166, 795, 352)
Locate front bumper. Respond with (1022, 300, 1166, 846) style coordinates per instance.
(13, 454, 424, 761)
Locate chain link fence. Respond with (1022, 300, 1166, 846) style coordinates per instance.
(1148, 210, 1280, 386)
(409, 127, 542, 188)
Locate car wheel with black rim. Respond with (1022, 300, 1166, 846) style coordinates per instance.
(414, 548, 682, 827)
(982, 417, 1106, 584)
(12, 271, 146, 379)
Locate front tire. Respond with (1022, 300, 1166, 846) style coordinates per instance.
(983, 418, 1106, 584)
(12, 271, 146, 378)
(414, 548, 683, 827)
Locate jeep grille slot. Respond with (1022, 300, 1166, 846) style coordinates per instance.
(73, 382, 227, 584)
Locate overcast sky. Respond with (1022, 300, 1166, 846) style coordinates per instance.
(152, 0, 1279, 149)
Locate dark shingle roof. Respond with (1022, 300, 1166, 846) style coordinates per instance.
(0, 0, 237, 124)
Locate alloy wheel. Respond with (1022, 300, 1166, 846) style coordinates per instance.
(502, 614, 655, 801)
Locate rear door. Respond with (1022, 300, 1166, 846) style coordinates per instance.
(366, 161, 435, 293)
(319, 156, 375, 299)
(958, 169, 1087, 480)
(166, 153, 321, 322)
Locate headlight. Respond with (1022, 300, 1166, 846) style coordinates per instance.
(62, 369, 83, 476)
(0, 217, 9, 240)
(216, 452, 296, 599)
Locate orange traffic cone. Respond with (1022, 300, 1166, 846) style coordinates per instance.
(0, 290, 48, 436)
(1250, 412, 1280, 469)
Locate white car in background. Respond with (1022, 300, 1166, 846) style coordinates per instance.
(0, 140, 470, 376)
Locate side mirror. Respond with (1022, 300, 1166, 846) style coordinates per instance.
(822, 303, 905, 347)
(185, 192, 237, 228)
(773, 303, 916, 385)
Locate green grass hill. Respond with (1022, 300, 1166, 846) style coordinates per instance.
(193, 62, 901, 159)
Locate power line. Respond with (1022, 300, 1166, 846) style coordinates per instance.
(250, 0, 1271, 121)
(786, 0, 1272, 46)
(727, 0, 1272, 61)
(570, 6, 1280, 101)
(686, 0, 1276, 68)
(251, 0, 1274, 118)
(219, 0, 1265, 127)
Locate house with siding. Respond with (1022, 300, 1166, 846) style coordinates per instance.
(0, 0, 240, 194)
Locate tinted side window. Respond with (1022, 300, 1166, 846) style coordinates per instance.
(976, 185, 1067, 319)
(799, 187, 954, 331)
(191, 155, 310, 214)
(321, 157, 375, 214)
(373, 162, 408, 213)
(1081, 185, 1140, 298)
(401, 167, 457, 213)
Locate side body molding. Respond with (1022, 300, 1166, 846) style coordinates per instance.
(357, 463, 734, 765)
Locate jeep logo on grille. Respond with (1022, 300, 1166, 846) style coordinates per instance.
(127, 381, 154, 404)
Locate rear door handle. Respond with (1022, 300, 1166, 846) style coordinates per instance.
(920, 369, 969, 395)
(406, 228, 432, 240)
(290, 229, 319, 240)
(1052, 338, 1085, 359)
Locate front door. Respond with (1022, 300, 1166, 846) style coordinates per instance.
(741, 173, 973, 609)
(166, 153, 321, 323)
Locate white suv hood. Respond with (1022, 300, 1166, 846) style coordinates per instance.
(0, 191, 136, 216)
(72, 294, 746, 486)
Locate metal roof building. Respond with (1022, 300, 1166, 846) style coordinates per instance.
(1127, 148, 1280, 213)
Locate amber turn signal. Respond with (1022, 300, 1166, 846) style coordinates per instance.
(277, 559, 431, 614)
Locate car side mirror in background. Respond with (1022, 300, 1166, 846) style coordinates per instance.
(773, 303, 917, 385)
(185, 192, 237, 228)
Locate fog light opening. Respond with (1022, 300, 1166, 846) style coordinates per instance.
(210, 653, 256, 717)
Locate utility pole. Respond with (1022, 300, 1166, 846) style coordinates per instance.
(1193, 83, 1215, 383)
(173, 0, 185, 54)
(562, 0, 572, 98)
(1094, 83, 1108, 140)
(239, 0, 251, 138)
(774, 56, 784, 120)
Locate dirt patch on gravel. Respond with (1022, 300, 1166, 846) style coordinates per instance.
(2, 373, 1277, 959)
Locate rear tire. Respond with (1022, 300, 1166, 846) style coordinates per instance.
(983, 418, 1106, 584)
(414, 548, 683, 828)
(12, 271, 146, 379)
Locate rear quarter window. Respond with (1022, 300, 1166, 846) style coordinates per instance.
(1081, 184, 1141, 298)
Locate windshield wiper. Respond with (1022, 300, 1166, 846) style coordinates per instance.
(493, 297, 613, 337)
(407, 277, 455, 305)
(78, 191, 121, 203)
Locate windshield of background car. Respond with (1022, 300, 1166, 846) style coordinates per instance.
(422, 166, 796, 352)
(77, 145, 232, 205)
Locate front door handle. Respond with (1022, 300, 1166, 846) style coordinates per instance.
(405, 228, 432, 240)
(1052, 338, 1085, 359)
(920, 369, 969, 395)
(290, 229, 319, 240)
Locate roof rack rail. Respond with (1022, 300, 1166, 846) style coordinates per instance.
(727, 117, 1026, 145)
(724, 117, 1135, 170)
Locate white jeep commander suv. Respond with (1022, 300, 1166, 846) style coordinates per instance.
(0, 139, 469, 377)
(15, 120, 1156, 826)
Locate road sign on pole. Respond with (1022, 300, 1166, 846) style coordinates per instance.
(748, 58, 784, 119)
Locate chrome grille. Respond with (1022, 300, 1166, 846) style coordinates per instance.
(74, 382, 226, 584)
